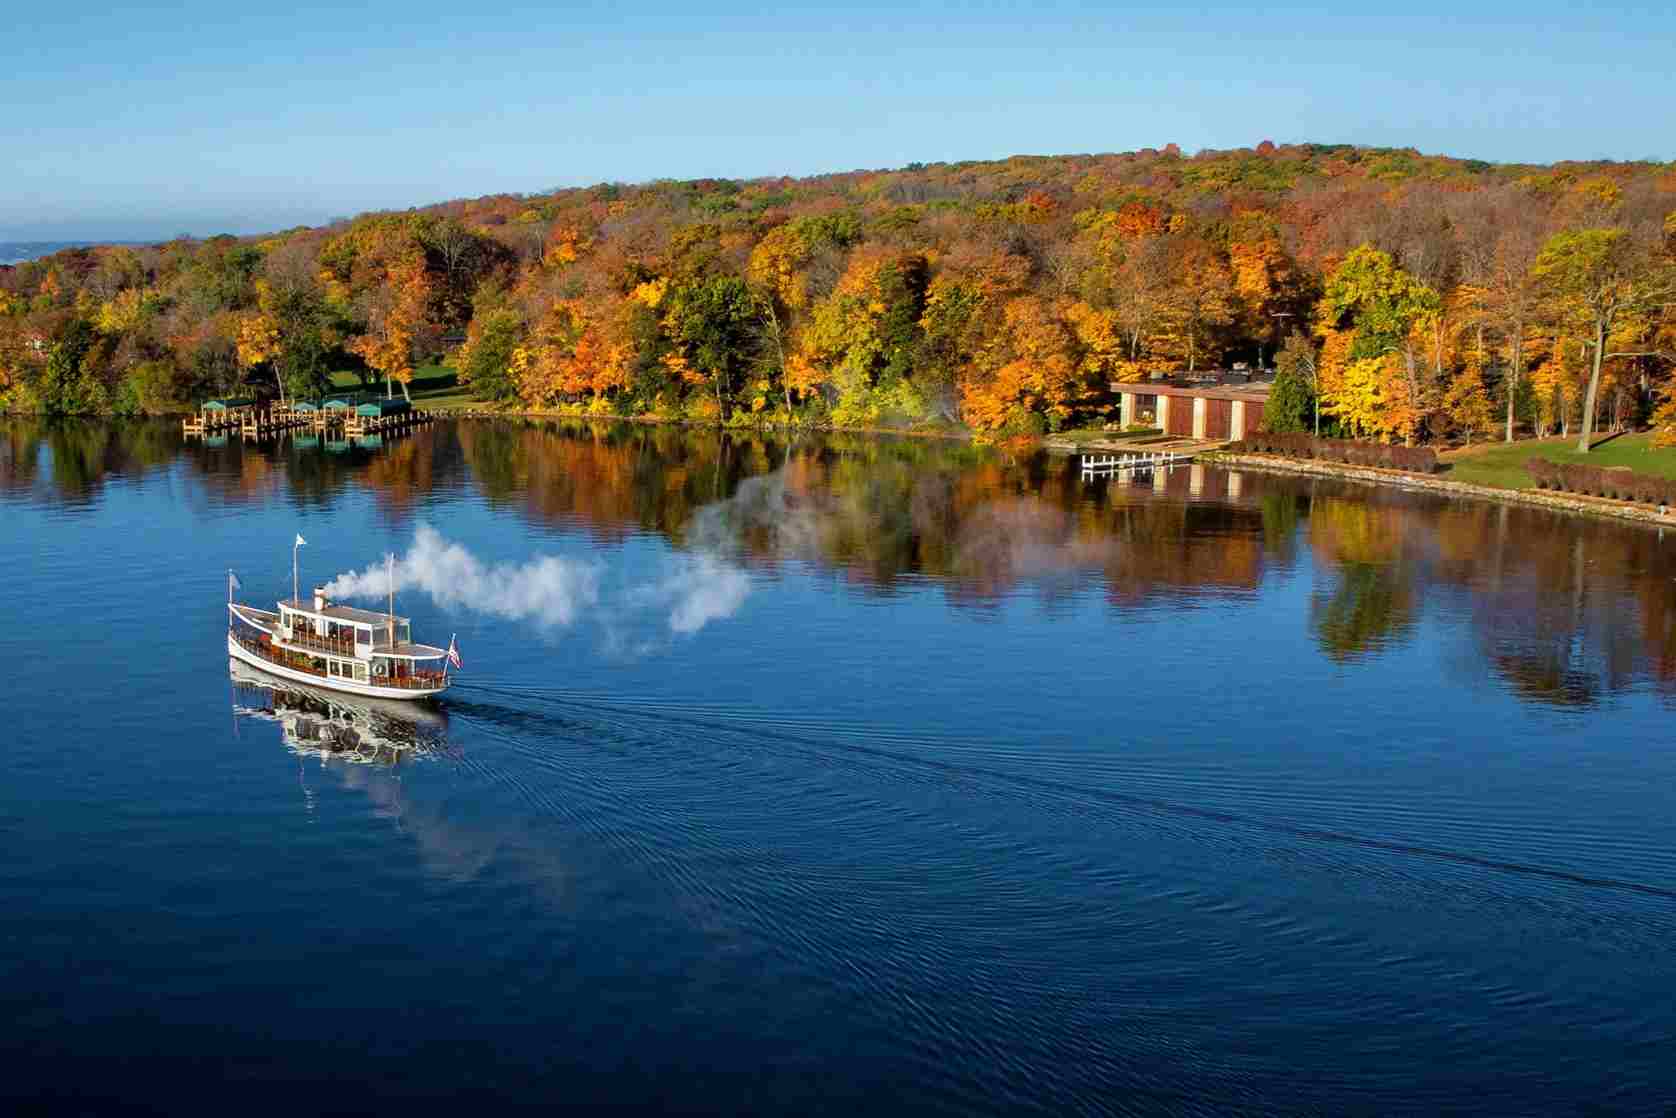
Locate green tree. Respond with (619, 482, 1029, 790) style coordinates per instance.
(42, 319, 107, 415)
(664, 274, 758, 420)
(453, 307, 524, 402)
(1266, 330, 1317, 433)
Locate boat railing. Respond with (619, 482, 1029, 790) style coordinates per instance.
(235, 632, 447, 691)
(233, 633, 329, 680)
(376, 670, 448, 690)
(278, 629, 361, 657)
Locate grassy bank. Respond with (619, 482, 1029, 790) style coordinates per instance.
(326, 364, 476, 411)
(1042, 425, 1165, 449)
(1441, 433, 1676, 489)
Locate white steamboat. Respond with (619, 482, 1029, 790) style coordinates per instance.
(227, 540, 454, 701)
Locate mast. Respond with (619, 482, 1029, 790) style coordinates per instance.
(387, 553, 396, 645)
(291, 533, 306, 605)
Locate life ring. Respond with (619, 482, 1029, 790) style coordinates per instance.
(373, 662, 387, 678)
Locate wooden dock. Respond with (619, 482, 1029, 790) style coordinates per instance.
(343, 408, 436, 437)
(1080, 448, 1195, 476)
(240, 408, 316, 437)
(182, 400, 438, 442)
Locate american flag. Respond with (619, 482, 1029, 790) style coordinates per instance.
(447, 635, 462, 671)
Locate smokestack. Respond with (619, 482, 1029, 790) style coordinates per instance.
(313, 586, 327, 611)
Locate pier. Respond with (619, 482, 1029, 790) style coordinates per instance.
(183, 395, 438, 444)
(1080, 449, 1192, 476)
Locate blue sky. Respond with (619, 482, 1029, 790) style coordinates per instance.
(2, 1, 1668, 241)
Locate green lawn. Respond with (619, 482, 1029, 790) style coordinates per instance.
(1048, 425, 1163, 447)
(326, 364, 481, 411)
(1443, 432, 1676, 489)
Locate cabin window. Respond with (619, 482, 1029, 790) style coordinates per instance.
(356, 627, 370, 646)
(354, 663, 367, 682)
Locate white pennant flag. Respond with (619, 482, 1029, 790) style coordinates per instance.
(229, 570, 242, 592)
(295, 533, 307, 547)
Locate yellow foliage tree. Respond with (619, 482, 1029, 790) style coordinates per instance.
(1440, 367, 1495, 445)
(348, 254, 429, 400)
(958, 296, 1079, 432)
(235, 287, 283, 401)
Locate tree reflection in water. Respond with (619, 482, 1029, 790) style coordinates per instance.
(9, 415, 1676, 710)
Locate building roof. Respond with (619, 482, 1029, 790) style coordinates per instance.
(357, 399, 411, 416)
(1111, 370, 1275, 400)
(384, 641, 448, 660)
(282, 598, 408, 627)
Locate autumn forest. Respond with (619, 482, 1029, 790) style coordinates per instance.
(3, 142, 1674, 448)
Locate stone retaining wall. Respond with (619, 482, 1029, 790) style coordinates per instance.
(1205, 452, 1676, 528)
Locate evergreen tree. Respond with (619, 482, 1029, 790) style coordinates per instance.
(1264, 331, 1317, 434)
(1265, 364, 1313, 433)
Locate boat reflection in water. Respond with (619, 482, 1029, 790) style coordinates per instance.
(229, 658, 452, 765)
(230, 658, 555, 888)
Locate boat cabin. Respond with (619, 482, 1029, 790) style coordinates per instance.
(270, 587, 445, 688)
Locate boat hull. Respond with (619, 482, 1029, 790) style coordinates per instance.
(227, 632, 448, 701)
(228, 658, 450, 728)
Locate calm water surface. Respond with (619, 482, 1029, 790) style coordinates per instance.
(4, 420, 1675, 1115)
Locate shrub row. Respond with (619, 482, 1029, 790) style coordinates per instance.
(1526, 457, 1676, 505)
(1230, 432, 1439, 474)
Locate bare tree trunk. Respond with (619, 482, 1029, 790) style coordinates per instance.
(1576, 315, 1607, 453)
(1402, 349, 1421, 447)
(1505, 333, 1522, 443)
(757, 298, 791, 419)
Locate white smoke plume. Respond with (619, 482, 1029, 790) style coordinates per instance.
(321, 467, 822, 645)
(323, 524, 601, 628)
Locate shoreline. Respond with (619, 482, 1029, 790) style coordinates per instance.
(13, 408, 1676, 529)
(0, 406, 984, 445)
(1205, 452, 1676, 529)
(442, 408, 978, 443)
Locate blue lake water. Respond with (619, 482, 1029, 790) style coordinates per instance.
(4, 419, 1675, 1114)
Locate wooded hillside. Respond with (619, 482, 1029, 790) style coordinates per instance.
(3, 142, 1672, 445)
